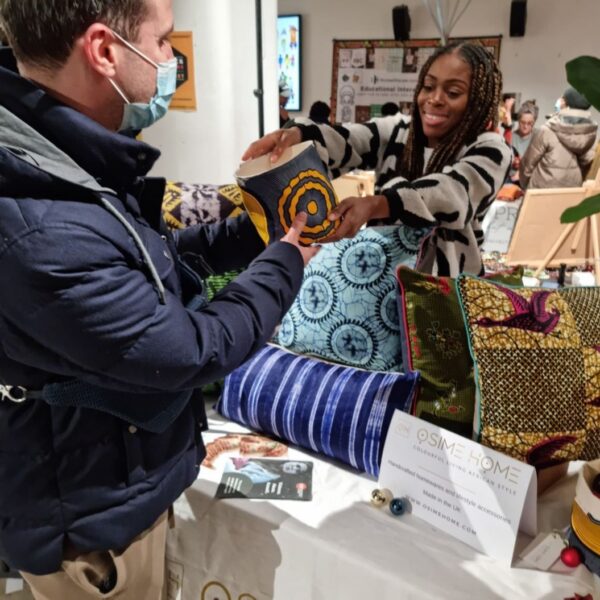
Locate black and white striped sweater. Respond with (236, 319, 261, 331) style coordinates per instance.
(296, 115, 512, 277)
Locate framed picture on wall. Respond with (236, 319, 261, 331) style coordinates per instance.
(278, 14, 302, 112)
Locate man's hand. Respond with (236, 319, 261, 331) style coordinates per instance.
(242, 127, 302, 163)
(322, 195, 390, 242)
(281, 212, 321, 265)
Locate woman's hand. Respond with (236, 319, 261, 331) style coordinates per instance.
(242, 127, 302, 163)
(323, 195, 390, 242)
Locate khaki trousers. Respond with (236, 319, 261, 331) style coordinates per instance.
(20, 511, 169, 600)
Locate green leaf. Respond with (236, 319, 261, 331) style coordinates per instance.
(566, 56, 600, 112)
(560, 193, 600, 223)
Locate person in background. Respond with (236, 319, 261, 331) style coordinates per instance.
(520, 87, 598, 189)
(279, 81, 292, 127)
(308, 100, 331, 124)
(399, 101, 412, 115)
(512, 101, 538, 157)
(0, 0, 318, 598)
(510, 101, 539, 184)
(499, 92, 516, 145)
(244, 42, 512, 277)
(381, 101, 400, 117)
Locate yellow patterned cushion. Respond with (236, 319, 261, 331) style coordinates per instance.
(457, 276, 600, 467)
(162, 181, 245, 230)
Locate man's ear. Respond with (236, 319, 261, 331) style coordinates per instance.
(80, 23, 120, 78)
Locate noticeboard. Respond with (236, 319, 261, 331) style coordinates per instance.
(331, 36, 501, 123)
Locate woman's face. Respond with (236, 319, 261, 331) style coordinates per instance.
(517, 114, 535, 137)
(417, 52, 472, 148)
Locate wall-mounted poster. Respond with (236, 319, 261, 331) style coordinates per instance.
(278, 15, 302, 112)
(169, 31, 197, 110)
(331, 37, 501, 123)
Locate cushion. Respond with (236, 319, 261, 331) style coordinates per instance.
(162, 181, 245, 229)
(275, 225, 430, 372)
(217, 344, 420, 477)
(457, 276, 600, 467)
(396, 266, 523, 437)
(162, 181, 245, 298)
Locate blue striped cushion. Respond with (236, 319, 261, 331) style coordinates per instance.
(217, 345, 420, 477)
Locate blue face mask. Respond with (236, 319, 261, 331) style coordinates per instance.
(554, 98, 563, 113)
(108, 31, 177, 131)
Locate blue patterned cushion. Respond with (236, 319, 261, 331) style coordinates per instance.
(217, 344, 420, 477)
(275, 225, 430, 371)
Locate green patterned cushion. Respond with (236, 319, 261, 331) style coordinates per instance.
(396, 266, 522, 437)
(457, 277, 600, 467)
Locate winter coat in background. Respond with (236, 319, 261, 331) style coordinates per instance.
(520, 109, 598, 189)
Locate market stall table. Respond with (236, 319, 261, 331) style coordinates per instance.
(166, 409, 600, 600)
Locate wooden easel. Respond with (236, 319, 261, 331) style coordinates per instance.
(532, 172, 600, 284)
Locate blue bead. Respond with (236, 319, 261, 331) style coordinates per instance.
(389, 497, 406, 516)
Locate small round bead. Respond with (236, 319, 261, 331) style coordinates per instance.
(389, 497, 407, 516)
(560, 546, 582, 568)
(370, 488, 392, 507)
(370, 489, 386, 507)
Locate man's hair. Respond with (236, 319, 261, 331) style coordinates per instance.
(381, 102, 400, 117)
(308, 100, 330, 124)
(0, 0, 148, 68)
(399, 41, 502, 181)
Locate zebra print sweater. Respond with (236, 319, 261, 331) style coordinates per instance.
(295, 115, 512, 277)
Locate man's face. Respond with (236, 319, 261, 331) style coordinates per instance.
(115, 0, 175, 104)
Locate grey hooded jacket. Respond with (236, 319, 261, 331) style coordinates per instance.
(520, 108, 598, 189)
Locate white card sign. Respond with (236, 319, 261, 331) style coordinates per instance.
(379, 411, 537, 565)
(481, 198, 522, 253)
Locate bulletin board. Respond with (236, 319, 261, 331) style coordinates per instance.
(331, 37, 501, 124)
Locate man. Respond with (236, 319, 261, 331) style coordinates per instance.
(520, 87, 598, 189)
(0, 1, 317, 598)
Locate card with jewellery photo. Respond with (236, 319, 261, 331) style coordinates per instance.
(216, 458, 313, 501)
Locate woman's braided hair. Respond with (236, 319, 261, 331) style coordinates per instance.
(398, 41, 502, 181)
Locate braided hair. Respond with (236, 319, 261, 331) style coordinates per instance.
(399, 42, 502, 181)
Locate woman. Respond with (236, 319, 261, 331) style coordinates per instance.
(512, 102, 538, 158)
(509, 102, 538, 184)
(244, 42, 512, 277)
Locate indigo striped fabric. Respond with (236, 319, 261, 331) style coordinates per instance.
(218, 345, 420, 477)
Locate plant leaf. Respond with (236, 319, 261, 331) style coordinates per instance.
(566, 56, 600, 112)
(560, 193, 600, 223)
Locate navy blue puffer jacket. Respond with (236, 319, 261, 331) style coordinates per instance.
(0, 67, 304, 575)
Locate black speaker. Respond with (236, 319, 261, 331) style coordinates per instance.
(392, 5, 411, 42)
(510, 0, 527, 37)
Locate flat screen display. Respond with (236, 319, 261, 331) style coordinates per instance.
(277, 15, 302, 112)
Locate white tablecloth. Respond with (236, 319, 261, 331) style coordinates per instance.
(166, 410, 600, 600)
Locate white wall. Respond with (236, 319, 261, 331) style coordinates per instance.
(279, 0, 600, 121)
(144, 0, 279, 183)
